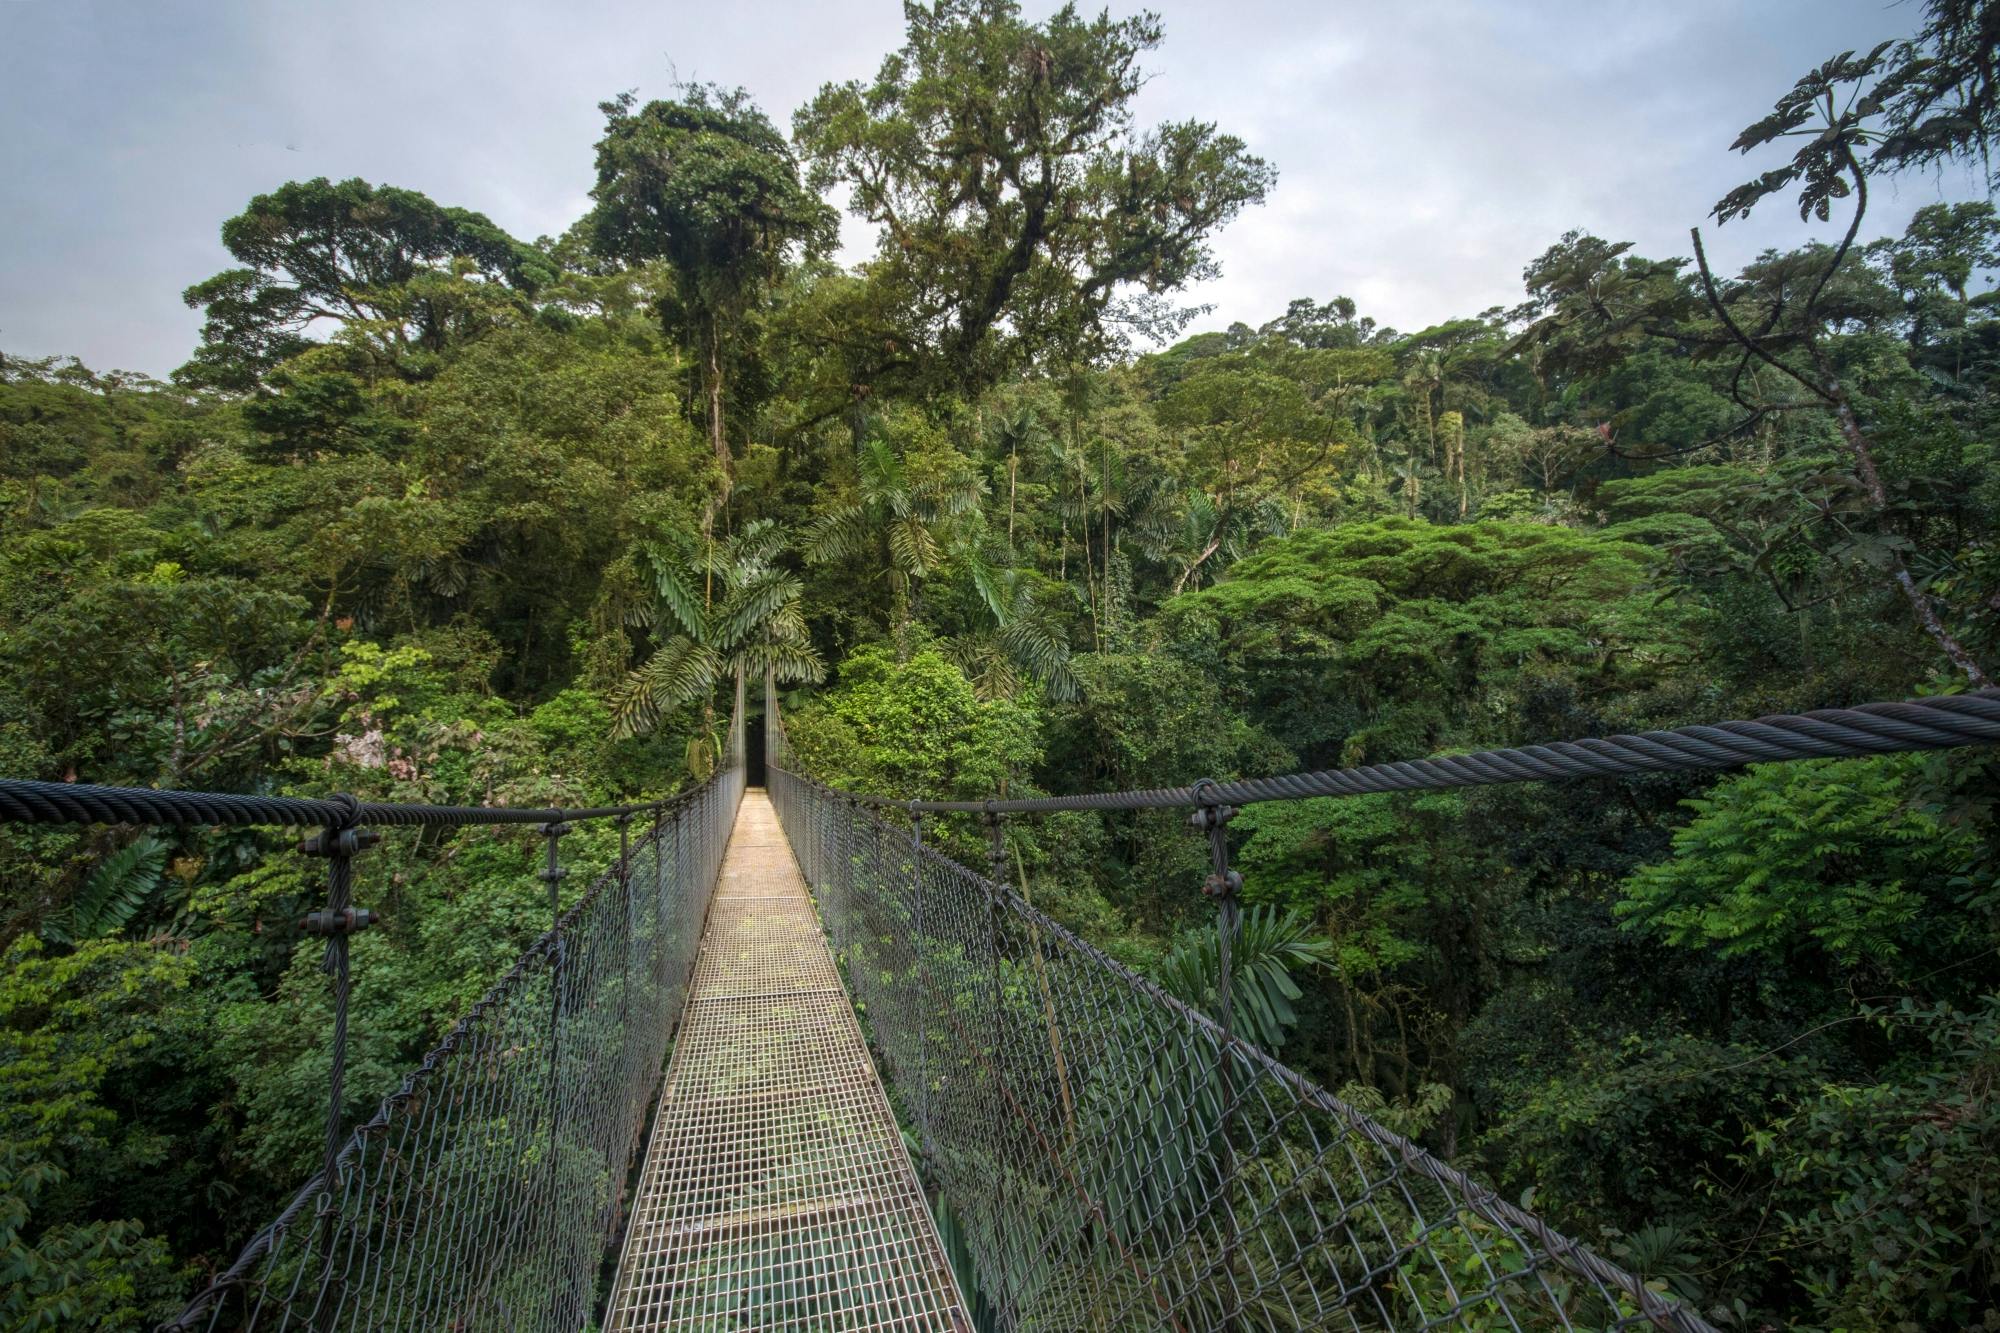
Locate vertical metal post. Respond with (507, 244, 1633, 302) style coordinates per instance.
(297, 793, 377, 1325)
(866, 803, 888, 965)
(614, 809, 636, 1236)
(909, 808, 930, 1147)
(654, 804, 670, 1013)
(1192, 780, 1241, 1326)
(982, 800, 1012, 1321)
(839, 794, 860, 955)
(669, 801, 687, 1021)
(538, 819, 571, 1127)
(616, 813, 634, 1022)
(535, 815, 572, 1320)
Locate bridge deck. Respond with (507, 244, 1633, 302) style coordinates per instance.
(605, 790, 968, 1331)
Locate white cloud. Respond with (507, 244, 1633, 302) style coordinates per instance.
(0, 0, 1983, 375)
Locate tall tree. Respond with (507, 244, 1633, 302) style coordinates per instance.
(589, 87, 836, 491)
(1151, 357, 1340, 590)
(1700, 39, 1994, 684)
(178, 178, 553, 390)
(794, 0, 1275, 394)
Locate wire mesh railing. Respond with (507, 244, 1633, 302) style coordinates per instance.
(1, 688, 745, 1332)
(759, 685, 2000, 1331)
(770, 765, 1709, 1331)
(17, 667, 1998, 1330)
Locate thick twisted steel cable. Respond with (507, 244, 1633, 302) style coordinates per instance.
(0, 776, 690, 829)
(829, 690, 2000, 814)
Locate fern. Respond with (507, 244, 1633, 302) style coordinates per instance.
(47, 836, 169, 944)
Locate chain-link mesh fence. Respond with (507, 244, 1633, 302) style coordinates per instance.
(769, 765, 1713, 1333)
(164, 732, 744, 1331)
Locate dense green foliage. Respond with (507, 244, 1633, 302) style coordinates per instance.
(5, 0, 2000, 1325)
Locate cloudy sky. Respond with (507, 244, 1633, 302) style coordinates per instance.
(1, 0, 1985, 377)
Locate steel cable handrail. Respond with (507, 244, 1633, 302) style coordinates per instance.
(5, 677, 1990, 1330)
(0, 776, 680, 828)
(819, 690, 2000, 814)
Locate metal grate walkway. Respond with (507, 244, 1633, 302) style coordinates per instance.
(605, 790, 970, 1331)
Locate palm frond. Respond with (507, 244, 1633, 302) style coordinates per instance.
(1155, 906, 1331, 1054)
(801, 506, 874, 565)
(941, 633, 1022, 700)
(726, 518, 787, 576)
(740, 638, 827, 685)
(640, 543, 710, 639)
(888, 516, 943, 577)
(609, 636, 724, 738)
(688, 540, 735, 583)
(766, 600, 812, 644)
(857, 435, 906, 507)
(717, 571, 804, 651)
(996, 591, 1080, 702)
(919, 466, 986, 520)
(960, 549, 1013, 625)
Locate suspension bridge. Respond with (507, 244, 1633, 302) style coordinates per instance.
(7, 676, 2000, 1330)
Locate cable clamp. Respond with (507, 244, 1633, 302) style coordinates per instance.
(298, 828, 382, 858)
(1188, 803, 1236, 830)
(301, 907, 379, 935)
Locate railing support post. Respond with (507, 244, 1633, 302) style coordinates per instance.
(909, 808, 929, 1148)
(1192, 779, 1242, 1326)
(981, 800, 1013, 1321)
(296, 792, 379, 1323)
(537, 821, 571, 1114)
(611, 811, 637, 1239)
(616, 813, 634, 1023)
(669, 801, 688, 1022)
(535, 815, 573, 1317)
(840, 793, 862, 955)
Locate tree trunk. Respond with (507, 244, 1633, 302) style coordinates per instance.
(1007, 444, 1018, 544)
(1079, 462, 1100, 648)
(1172, 525, 1228, 595)
(1101, 434, 1113, 647)
(1825, 371, 1989, 685)
(698, 318, 732, 541)
(706, 316, 728, 475)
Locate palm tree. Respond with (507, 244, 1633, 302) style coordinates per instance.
(941, 562, 1080, 702)
(989, 403, 1051, 545)
(1402, 348, 1445, 466)
(801, 432, 984, 653)
(610, 520, 823, 757)
(1129, 484, 1286, 595)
